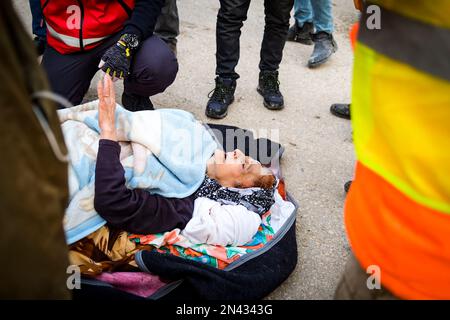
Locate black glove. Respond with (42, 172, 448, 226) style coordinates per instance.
(99, 33, 140, 80)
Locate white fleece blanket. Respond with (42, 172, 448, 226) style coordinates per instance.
(59, 100, 218, 244)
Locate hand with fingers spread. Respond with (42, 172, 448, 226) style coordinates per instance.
(98, 33, 140, 81)
(97, 75, 118, 141)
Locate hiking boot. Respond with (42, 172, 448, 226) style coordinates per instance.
(330, 103, 351, 120)
(308, 32, 338, 68)
(257, 70, 284, 110)
(122, 92, 154, 111)
(287, 21, 314, 45)
(205, 77, 236, 119)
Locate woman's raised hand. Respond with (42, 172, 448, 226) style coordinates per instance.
(97, 74, 118, 141)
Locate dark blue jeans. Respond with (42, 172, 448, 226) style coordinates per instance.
(29, 0, 46, 38)
(41, 34, 178, 106)
(293, 0, 334, 34)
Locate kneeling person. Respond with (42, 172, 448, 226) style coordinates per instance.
(41, 0, 177, 111)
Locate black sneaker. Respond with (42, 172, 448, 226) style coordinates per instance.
(122, 92, 154, 111)
(287, 21, 314, 45)
(257, 70, 284, 110)
(205, 77, 236, 119)
(33, 36, 46, 56)
(308, 31, 338, 68)
(330, 103, 351, 120)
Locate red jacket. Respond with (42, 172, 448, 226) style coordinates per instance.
(41, 0, 135, 54)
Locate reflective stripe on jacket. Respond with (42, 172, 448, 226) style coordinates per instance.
(41, 0, 135, 54)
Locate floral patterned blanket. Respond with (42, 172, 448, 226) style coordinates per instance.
(129, 211, 275, 269)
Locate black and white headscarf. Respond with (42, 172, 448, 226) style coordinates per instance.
(194, 176, 277, 215)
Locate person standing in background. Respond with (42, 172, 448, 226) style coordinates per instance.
(205, 0, 294, 119)
(287, 0, 337, 68)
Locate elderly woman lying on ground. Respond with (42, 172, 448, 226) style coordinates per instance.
(92, 75, 276, 246)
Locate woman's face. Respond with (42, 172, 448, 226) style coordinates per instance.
(208, 149, 262, 188)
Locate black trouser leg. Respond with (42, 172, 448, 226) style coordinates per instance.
(41, 47, 100, 106)
(124, 36, 178, 97)
(215, 0, 251, 80)
(41, 34, 119, 106)
(259, 0, 293, 72)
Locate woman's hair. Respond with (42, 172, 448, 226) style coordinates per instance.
(252, 167, 276, 189)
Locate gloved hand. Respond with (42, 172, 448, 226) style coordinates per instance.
(99, 33, 140, 80)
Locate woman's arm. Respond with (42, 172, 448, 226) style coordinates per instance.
(97, 75, 118, 141)
(94, 139, 194, 234)
(95, 75, 194, 234)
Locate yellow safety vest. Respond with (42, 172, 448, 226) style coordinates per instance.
(345, 0, 450, 299)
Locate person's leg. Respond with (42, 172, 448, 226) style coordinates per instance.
(123, 36, 178, 111)
(259, 0, 293, 73)
(308, 0, 337, 68)
(41, 34, 119, 106)
(206, 0, 251, 119)
(154, 0, 179, 55)
(215, 0, 251, 80)
(334, 253, 398, 300)
(41, 49, 100, 107)
(293, 0, 313, 27)
(310, 0, 333, 33)
(287, 0, 314, 44)
(257, 0, 293, 110)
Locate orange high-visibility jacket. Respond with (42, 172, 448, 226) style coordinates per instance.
(345, 0, 450, 299)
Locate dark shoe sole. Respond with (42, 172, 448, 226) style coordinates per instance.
(205, 97, 234, 119)
(330, 104, 351, 120)
(257, 87, 284, 110)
